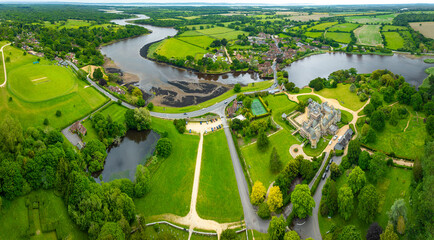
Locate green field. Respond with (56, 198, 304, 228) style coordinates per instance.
(197, 130, 243, 222)
(305, 32, 324, 38)
(382, 25, 408, 31)
(354, 25, 383, 46)
(382, 32, 405, 50)
(0, 190, 87, 240)
(345, 14, 396, 24)
(178, 35, 216, 49)
(0, 45, 108, 129)
(263, 94, 298, 132)
(360, 114, 426, 160)
(297, 94, 322, 104)
(134, 117, 199, 217)
(241, 130, 300, 186)
(308, 22, 338, 31)
(315, 84, 365, 111)
(196, 26, 247, 40)
(251, 98, 267, 116)
(325, 32, 352, 44)
(155, 38, 208, 60)
(328, 23, 360, 32)
(151, 80, 274, 113)
(319, 167, 412, 239)
(303, 135, 331, 157)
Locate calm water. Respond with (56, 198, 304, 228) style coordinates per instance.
(94, 130, 160, 182)
(284, 52, 431, 87)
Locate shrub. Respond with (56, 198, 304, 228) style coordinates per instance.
(136, 98, 146, 107)
(257, 202, 271, 219)
(55, 110, 61, 117)
(173, 119, 186, 133)
(155, 138, 172, 158)
(147, 102, 154, 110)
(234, 83, 241, 93)
(43, 118, 49, 126)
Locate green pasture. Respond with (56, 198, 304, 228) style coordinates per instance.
(0, 45, 107, 129)
(151, 80, 274, 114)
(178, 35, 216, 49)
(241, 130, 300, 186)
(319, 167, 412, 239)
(0, 48, 4, 85)
(135, 117, 199, 217)
(327, 23, 360, 32)
(0, 190, 87, 240)
(305, 32, 324, 38)
(8, 63, 76, 102)
(197, 130, 243, 223)
(359, 114, 426, 160)
(299, 87, 313, 94)
(196, 26, 247, 40)
(345, 14, 396, 24)
(314, 84, 365, 111)
(251, 98, 267, 116)
(155, 38, 208, 60)
(382, 25, 408, 31)
(308, 22, 337, 31)
(354, 25, 383, 46)
(382, 32, 405, 50)
(325, 32, 352, 44)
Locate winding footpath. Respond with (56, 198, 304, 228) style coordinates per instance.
(0, 43, 11, 87)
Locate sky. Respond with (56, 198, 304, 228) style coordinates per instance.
(2, 0, 434, 5)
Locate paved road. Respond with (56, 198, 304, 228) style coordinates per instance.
(0, 43, 11, 87)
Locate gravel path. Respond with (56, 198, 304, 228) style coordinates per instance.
(0, 43, 11, 88)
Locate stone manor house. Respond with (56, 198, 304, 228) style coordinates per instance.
(300, 99, 341, 148)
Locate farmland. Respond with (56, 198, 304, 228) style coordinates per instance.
(409, 22, 434, 39)
(382, 32, 405, 50)
(308, 22, 337, 31)
(327, 23, 360, 32)
(305, 32, 324, 38)
(325, 32, 352, 44)
(154, 37, 208, 59)
(345, 14, 396, 24)
(354, 25, 383, 46)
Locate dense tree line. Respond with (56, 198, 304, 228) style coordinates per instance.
(393, 13, 434, 26)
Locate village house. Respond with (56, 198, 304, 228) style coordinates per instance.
(108, 85, 126, 95)
(70, 121, 87, 137)
(299, 99, 341, 148)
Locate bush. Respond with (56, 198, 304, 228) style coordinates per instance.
(155, 138, 172, 158)
(55, 110, 61, 117)
(234, 83, 241, 93)
(43, 118, 49, 126)
(117, 99, 122, 105)
(136, 98, 146, 107)
(173, 119, 186, 133)
(257, 202, 271, 219)
(147, 102, 154, 110)
(335, 150, 344, 156)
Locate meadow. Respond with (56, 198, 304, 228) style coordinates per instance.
(197, 130, 244, 223)
(307, 22, 337, 31)
(134, 117, 199, 218)
(382, 25, 408, 31)
(0, 45, 108, 129)
(305, 32, 324, 38)
(155, 38, 208, 60)
(315, 84, 365, 111)
(327, 23, 360, 32)
(345, 14, 396, 24)
(382, 32, 405, 50)
(177, 35, 216, 49)
(325, 32, 352, 44)
(354, 25, 383, 46)
(319, 167, 412, 239)
(196, 26, 247, 40)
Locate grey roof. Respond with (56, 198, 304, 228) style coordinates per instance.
(334, 143, 344, 151)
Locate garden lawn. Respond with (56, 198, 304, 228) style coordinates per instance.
(263, 94, 298, 132)
(382, 32, 405, 50)
(325, 32, 352, 44)
(328, 23, 360, 32)
(308, 22, 338, 31)
(340, 109, 354, 124)
(151, 80, 274, 113)
(314, 84, 365, 111)
(303, 135, 331, 157)
(345, 14, 396, 24)
(0, 190, 87, 240)
(319, 167, 412, 239)
(197, 130, 243, 222)
(354, 25, 383, 46)
(241, 130, 300, 186)
(361, 115, 426, 160)
(297, 94, 322, 104)
(134, 117, 199, 217)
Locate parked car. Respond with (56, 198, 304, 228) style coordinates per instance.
(330, 159, 334, 164)
(322, 173, 327, 180)
(333, 135, 338, 140)
(329, 140, 332, 145)
(326, 165, 330, 172)
(338, 136, 342, 141)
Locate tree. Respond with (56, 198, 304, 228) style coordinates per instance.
(243, 97, 253, 109)
(285, 82, 295, 92)
(284, 231, 300, 240)
(358, 151, 371, 170)
(427, 115, 434, 136)
(221, 229, 237, 240)
(270, 147, 283, 173)
(326, 180, 338, 216)
(330, 162, 341, 180)
(380, 223, 398, 240)
(338, 225, 362, 240)
(93, 67, 103, 80)
(0, 115, 23, 152)
(125, 108, 151, 131)
(258, 202, 271, 219)
(267, 186, 283, 213)
(299, 159, 314, 181)
(397, 215, 405, 234)
(367, 222, 383, 240)
(411, 93, 423, 111)
(389, 107, 399, 126)
(155, 138, 172, 158)
(413, 158, 423, 182)
(350, 83, 356, 93)
(358, 184, 379, 224)
(82, 139, 107, 173)
(348, 166, 366, 195)
(371, 110, 386, 131)
(364, 103, 375, 117)
(132, 87, 143, 99)
(268, 216, 286, 240)
(134, 165, 150, 198)
(364, 128, 377, 144)
(56, 110, 62, 117)
(257, 130, 269, 151)
(251, 181, 266, 205)
(388, 198, 407, 227)
(291, 184, 315, 218)
(338, 185, 354, 220)
(234, 83, 241, 93)
(368, 152, 387, 183)
(98, 222, 125, 240)
(347, 140, 361, 165)
(371, 92, 383, 109)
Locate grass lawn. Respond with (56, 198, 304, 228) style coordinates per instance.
(197, 130, 243, 223)
(134, 117, 199, 217)
(354, 25, 383, 46)
(297, 94, 322, 104)
(299, 88, 313, 94)
(155, 38, 208, 60)
(328, 23, 360, 32)
(263, 94, 298, 132)
(178, 35, 216, 49)
(308, 22, 338, 31)
(314, 84, 365, 111)
(325, 32, 352, 44)
(319, 167, 412, 239)
(241, 130, 300, 186)
(360, 114, 426, 160)
(421, 67, 434, 88)
(196, 26, 247, 40)
(0, 45, 108, 129)
(345, 14, 396, 24)
(382, 32, 405, 50)
(151, 80, 274, 113)
(142, 223, 189, 239)
(305, 32, 324, 38)
(303, 135, 331, 157)
(0, 190, 87, 240)
(340, 109, 354, 124)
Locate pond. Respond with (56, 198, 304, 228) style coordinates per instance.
(94, 130, 160, 183)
